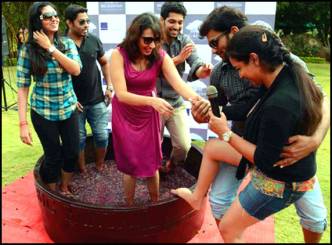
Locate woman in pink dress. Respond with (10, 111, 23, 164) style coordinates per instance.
(110, 12, 210, 206)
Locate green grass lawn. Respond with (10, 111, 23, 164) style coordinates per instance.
(2, 63, 330, 243)
(274, 63, 330, 243)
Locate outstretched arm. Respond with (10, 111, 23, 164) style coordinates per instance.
(162, 53, 199, 100)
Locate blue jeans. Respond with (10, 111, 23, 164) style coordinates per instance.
(239, 180, 305, 220)
(209, 164, 242, 218)
(209, 164, 327, 233)
(78, 101, 109, 151)
(294, 177, 327, 233)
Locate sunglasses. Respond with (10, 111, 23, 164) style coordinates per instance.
(79, 19, 90, 26)
(142, 36, 160, 45)
(40, 11, 58, 21)
(208, 32, 226, 49)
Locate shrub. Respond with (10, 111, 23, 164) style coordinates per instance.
(317, 47, 330, 62)
(281, 33, 322, 57)
(299, 56, 327, 64)
(2, 57, 17, 66)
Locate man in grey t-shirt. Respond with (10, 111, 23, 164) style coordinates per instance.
(157, 2, 213, 173)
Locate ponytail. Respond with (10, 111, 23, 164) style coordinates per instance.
(283, 51, 323, 135)
(227, 25, 323, 135)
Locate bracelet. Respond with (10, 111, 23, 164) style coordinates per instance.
(19, 121, 28, 127)
(106, 84, 113, 92)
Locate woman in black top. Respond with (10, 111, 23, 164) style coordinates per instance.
(171, 25, 323, 242)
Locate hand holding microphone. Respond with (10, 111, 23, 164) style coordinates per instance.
(208, 110, 229, 135)
(206, 85, 221, 117)
(205, 86, 230, 136)
(190, 85, 221, 123)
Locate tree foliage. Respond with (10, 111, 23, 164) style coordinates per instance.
(275, 2, 330, 47)
(2, 1, 86, 57)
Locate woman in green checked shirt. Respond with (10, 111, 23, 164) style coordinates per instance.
(17, 2, 82, 195)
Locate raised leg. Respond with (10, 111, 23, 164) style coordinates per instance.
(171, 139, 242, 210)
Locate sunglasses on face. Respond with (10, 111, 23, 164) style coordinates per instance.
(40, 11, 58, 21)
(79, 19, 90, 26)
(142, 36, 160, 45)
(208, 32, 226, 49)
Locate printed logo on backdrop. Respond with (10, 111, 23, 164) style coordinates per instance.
(88, 15, 99, 37)
(154, 1, 165, 14)
(183, 15, 206, 45)
(100, 22, 108, 31)
(99, 2, 125, 14)
(247, 15, 275, 29)
(211, 54, 222, 66)
(215, 2, 245, 12)
(126, 15, 136, 30)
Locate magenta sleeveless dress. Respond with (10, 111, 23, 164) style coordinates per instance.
(112, 47, 165, 177)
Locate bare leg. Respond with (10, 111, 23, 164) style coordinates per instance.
(147, 171, 160, 203)
(60, 169, 73, 193)
(215, 217, 243, 241)
(171, 139, 242, 210)
(219, 197, 259, 243)
(123, 174, 136, 206)
(95, 147, 107, 171)
(78, 150, 87, 173)
(302, 228, 323, 243)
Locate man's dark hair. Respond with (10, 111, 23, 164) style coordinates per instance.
(160, 2, 187, 19)
(199, 6, 248, 38)
(64, 4, 88, 34)
(64, 4, 88, 22)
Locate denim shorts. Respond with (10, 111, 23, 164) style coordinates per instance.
(239, 180, 305, 220)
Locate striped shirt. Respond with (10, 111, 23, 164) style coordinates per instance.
(210, 61, 261, 135)
(17, 37, 82, 121)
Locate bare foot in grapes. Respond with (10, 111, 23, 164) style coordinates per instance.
(96, 163, 105, 172)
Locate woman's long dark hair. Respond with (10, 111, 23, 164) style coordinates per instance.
(27, 2, 65, 76)
(119, 12, 161, 68)
(226, 25, 323, 136)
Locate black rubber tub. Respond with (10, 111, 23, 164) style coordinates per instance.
(34, 133, 206, 243)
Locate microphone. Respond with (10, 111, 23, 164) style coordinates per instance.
(206, 85, 220, 117)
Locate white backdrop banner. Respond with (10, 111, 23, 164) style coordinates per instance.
(87, 1, 277, 140)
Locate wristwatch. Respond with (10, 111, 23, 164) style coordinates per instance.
(222, 130, 233, 142)
(48, 45, 56, 54)
(106, 85, 113, 92)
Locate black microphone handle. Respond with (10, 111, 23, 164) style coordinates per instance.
(209, 98, 220, 117)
